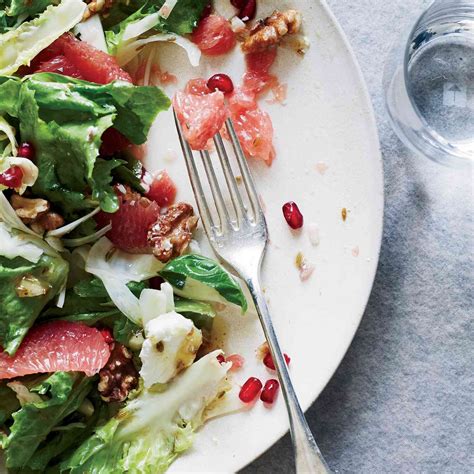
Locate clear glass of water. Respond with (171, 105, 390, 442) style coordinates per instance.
(384, 0, 474, 167)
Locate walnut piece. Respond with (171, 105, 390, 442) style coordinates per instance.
(148, 203, 198, 263)
(35, 212, 65, 231)
(98, 343, 139, 403)
(11, 194, 49, 222)
(242, 10, 302, 54)
(83, 0, 114, 20)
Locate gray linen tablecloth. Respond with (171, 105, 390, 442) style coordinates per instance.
(243, 1, 474, 472)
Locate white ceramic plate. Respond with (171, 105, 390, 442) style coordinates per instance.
(143, 0, 383, 472)
(0, 1, 382, 472)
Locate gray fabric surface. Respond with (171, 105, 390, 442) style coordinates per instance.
(243, 1, 474, 472)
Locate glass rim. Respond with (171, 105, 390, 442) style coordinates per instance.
(401, 2, 474, 162)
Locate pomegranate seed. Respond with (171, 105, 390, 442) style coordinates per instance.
(149, 276, 165, 290)
(263, 352, 290, 370)
(17, 142, 35, 160)
(99, 327, 114, 344)
(282, 201, 303, 229)
(0, 166, 23, 188)
(260, 379, 280, 404)
(238, 0, 257, 21)
(239, 377, 262, 403)
(207, 73, 234, 94)
(216, 354, 226, 364)
(226, 353, 245, 371)
(201, 2, 213, 18)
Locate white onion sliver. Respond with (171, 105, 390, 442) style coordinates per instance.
(56, 285, 66, 308)
(307, 223, 320, 246)
(61, 222, 111, 247)
(74, 14, 107, 52)
(157, 0, 178, 19)
(48, 207, 100, 238)
(117, 34, 201, 67)
(86, 237, 163, 283)
(0, 223, 43, 263)
(99, 274, 142, 324)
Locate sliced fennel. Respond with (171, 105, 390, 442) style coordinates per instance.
(0, 0, 87, 75)
(86, 237, 163, 282)
(85, 237, 164, 324)
(0, 223, 43, 263)
(157, 0, 178, 20)
(0, 191, 58, 257)
(46, 207, 100, 238)
(73, 13, 107, 52)
(61, 223, 111, 248)
(117, 33, 201, 67)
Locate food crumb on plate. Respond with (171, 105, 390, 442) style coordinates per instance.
(315, 161, 329, 175)
(341, 207, 348, 221)
(295, 251, 315, 281)
(307, 222, 320, 246)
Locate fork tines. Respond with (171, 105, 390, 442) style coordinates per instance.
(174, 112, 263, 237)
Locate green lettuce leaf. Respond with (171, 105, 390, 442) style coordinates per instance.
(0, 383, 20, 425)
(0, 73, 170, 217)
(103, 0, 208, 34)
(1, 372, 94, 471)
(174, 297, 216, 331)
(42, 276, 143, 344)
(0, 253, 68, 355)
(160, 254, 248, 312)
(0, 0, 86, 75)
(5, 0, 55, 18)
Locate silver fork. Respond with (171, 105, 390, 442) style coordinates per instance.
(174, 113, 330, 474)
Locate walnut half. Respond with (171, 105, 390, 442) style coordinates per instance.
(98, 343, 139, 403)
(10, 195, 49, 222)
(83, 0, 114, 20)
(148, 203, 198, 263)
(10, 194, 65, 232)
(242, 10, 303, 54)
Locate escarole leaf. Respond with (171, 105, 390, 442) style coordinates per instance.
(42, 275, 143, 345)
(174, 297, 216, 331)
(160, 254, 248, 312)
(0, 372, 94, 471)
(0, 252, 68, 355)
(0, 0, 87, 76)
(5, 0, 56, 18)
(0, 383, 20, 425)
(61, 351, 230, 474)
(104, 0, 205, 66)
(103, 0, 208, 35)
(0, 73, 170, 217)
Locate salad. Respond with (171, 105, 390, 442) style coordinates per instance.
(0, 1, 304, 472)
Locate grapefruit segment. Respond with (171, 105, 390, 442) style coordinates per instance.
(227, 87, 276, 165)
(30, 33, 132, 84)
(0, 321, 111, 379)
(96, 188, 160, 253)
(173, 84, 227, 150)
(145, 171, 177, 207)
(192, 14, 236, 56)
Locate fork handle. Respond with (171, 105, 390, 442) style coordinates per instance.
(245, 274, 331, 474)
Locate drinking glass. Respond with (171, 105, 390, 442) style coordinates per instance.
(384, 0, 474, 167)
